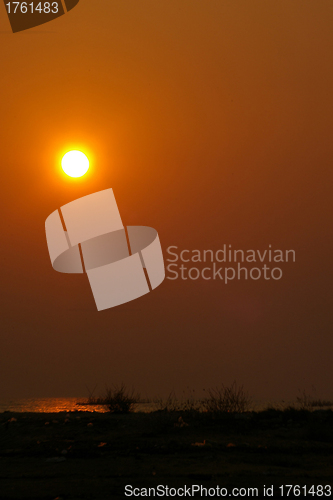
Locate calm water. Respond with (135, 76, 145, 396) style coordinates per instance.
(0, 398, 159, 413)
(0, 397, 293, 413)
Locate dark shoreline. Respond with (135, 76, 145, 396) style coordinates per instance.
(1, 409, 332, 499)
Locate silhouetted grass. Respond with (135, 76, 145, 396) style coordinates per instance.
(79, 384, 139, 414)
(103, 384, 138, 414)
(296, 389, 333, 410)
(154, 388, 202, 413)
(202, 381, 251, 414)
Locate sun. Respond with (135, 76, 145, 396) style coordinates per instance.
(61, 150, 89, 178)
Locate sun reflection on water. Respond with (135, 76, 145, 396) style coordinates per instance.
(0, 398, 156, 413)
(0, 398, 109, 413)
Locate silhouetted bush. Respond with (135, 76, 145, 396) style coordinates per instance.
(154, 389, 202, 413)
(202, 382, 251, 414)
(83, 384, 138, 413)
(104, 384, 137, 413)
(296, 389, 333, 410)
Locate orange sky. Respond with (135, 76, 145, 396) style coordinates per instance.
(0, 0, 332, 402)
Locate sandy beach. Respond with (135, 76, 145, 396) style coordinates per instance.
(1, 409, 332, 499)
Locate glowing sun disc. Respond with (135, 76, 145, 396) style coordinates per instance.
(62, 151, 89, 178)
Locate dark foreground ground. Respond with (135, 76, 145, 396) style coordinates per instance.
(0, 409, 332, 500)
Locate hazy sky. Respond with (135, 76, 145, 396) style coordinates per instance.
(0, 0, 332, 402)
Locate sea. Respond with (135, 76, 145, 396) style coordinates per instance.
(0, 397, 295, 414)
(0, 398, 157, 413)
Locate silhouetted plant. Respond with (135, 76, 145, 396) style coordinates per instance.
(296, 390, 313, 410)
(154, 391, 181, 412)
(80, 384, 138, 413)
(104, 384, 138, 413)
(296, 389, 333, 410)
(154, 388, 202, 413)
(180, 388, 202, 413)
(202, 382, 251, 414)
